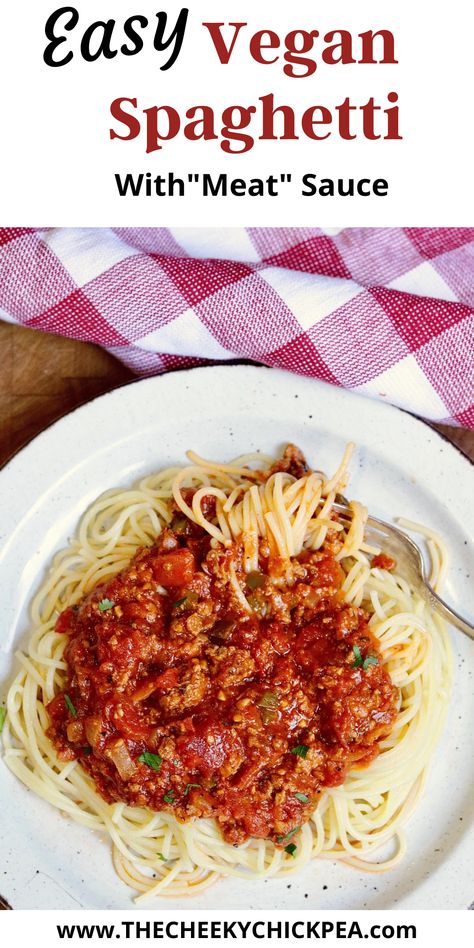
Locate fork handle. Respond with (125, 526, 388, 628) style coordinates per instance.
(425, 585, 474, 642)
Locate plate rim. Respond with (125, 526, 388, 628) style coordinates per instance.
(1, 364, 472, 476)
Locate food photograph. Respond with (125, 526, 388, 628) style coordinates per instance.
(0, 227, 473, 911)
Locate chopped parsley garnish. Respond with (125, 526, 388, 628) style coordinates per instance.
(351, 645, 363, 668)
(0, 707, 6, 733)
(352, 646, 379, 670)
(172, 592, 198, 610)
(184, 783, 201, 796)
(363, 655, 379, 670)
(138, 752, 162, 772)
(285, 843, 297, 857)
(98, 599, 114, 612)
(293, 792, 309, 803)
(173, 597, 188, 609)
(157, 853, 167, 862)
(290, 744, 309, 759)
(64, 694, 77, 718)
(277, 825, 301, 844)
(163, 790, 175, 804)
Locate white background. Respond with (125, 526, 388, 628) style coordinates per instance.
(1, 911, 473, 945)
(0, 1, 472, 225)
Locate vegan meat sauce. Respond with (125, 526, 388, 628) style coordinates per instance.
(47, 449, 397, 848)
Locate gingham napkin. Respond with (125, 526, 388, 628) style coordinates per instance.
(0, 227, 473, 427)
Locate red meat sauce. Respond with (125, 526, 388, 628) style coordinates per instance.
(371, 553, 396, 571)
(47, 462, 398, 849)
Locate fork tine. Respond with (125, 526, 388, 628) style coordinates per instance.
(333, 503, 411, 558)
(332, 501, 474, 639)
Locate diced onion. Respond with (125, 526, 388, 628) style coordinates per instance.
(84, 715, 103, 748)
(66, 720, 83, 742)
(109, 741, 137, 780)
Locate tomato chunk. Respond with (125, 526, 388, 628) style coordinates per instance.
(176, 718, 244, 776)
(55, 607, 74, 634)
(46, 693, 69, 723)
(371, 554, 396, 571)
(151, 549, 196, 587)
(131, 668, 180, 703)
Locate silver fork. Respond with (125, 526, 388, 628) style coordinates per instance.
(333, 501, 474, 642)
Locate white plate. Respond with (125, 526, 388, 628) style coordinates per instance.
(0, 366, 473, 911)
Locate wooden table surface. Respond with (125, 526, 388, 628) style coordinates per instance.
(1, 322, 473, 466)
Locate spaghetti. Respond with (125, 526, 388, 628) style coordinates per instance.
(2, 444, 452, 901)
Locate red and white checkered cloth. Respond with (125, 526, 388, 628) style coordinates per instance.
(1, 227, 473, 427)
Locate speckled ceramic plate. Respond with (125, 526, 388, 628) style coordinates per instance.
(0, 366, 473, 910)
